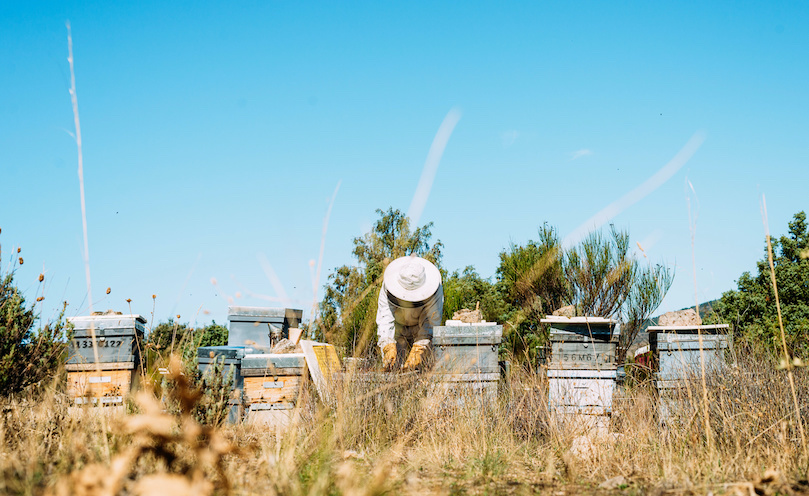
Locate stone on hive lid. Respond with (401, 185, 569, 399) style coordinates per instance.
(658, 308, 701, 326)
(452, 302, 483, 323)
(552, 305, 576, 317)
(270, 338, 301, 354)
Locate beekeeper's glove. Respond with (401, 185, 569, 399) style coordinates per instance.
(402, 342, 429, 372)
(382, 343, 397, 371)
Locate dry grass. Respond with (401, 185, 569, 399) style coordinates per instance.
(1, 348, 808, 495)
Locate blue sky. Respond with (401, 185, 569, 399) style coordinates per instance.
(2, 1, 808, 329)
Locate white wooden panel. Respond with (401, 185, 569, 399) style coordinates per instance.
(548, 377, 615, 410)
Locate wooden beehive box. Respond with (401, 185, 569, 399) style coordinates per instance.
(241, 353, 307, 405)
(541, 316, 618, 425)
(432, 323, 502, 400)
(648, 324, 730, 382)
(647, 324, 731, 422)
(227, 306, 303, 348)
(67, 368, 137, 406)
(432, 324, 502, 373)
(66, 313, 146, 406)
(240, 353, 307, 426)
(547, 369, 617, 415)
(197, 345, 255, 423)
(542, 316, 618, 370)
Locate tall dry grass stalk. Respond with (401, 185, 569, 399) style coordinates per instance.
(761, 195, 808, 464)
(686, 178, 714, 454)
(66, 21, 111, 460)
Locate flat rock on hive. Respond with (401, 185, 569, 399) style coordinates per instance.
(552, 305, 576, 317)
(270, 338, 301, 354)
(658, 308, 702, 326)
(452, 302, 483, 323)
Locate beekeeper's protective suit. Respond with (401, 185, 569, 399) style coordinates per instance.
(376, 256, 443, 371)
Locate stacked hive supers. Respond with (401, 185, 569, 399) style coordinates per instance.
(66, 313, 146, 407)
(241, 353, 307, 425)
(541, 316, 618, 428)
(226, 306, 302, 349)
(197, 345, 254, 423)
(432, 323, 503, 399)
(197, 306, 305, 424)
(647, 324, 730, 421)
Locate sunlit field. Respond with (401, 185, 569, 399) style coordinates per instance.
(1, 343, 807, 495)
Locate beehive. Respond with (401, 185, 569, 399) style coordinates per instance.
(227, 306, 303, 348)
(432, 323, 502, 399)
(647, 324, 730, 421)
(240, 353, 307, 426)
(197, 345, 254, 423)
(66, 313, 146, 406)
(541, 316, 618, 428)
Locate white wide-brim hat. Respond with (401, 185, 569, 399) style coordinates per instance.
(383, 256, 442, 303)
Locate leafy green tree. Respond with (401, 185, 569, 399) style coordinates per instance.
(618, 262, 673, 362)
(565, 226, 636, 317)
(317, 208, 443, 356)
(0, 256, 70, 395)
(196, 321, 228, 348)
(148, 321, 191, 352)
(147, 320, 229, 368)
(565, 226, 672, 362)
(442, 266, 507, 323)
(715, 211, 809, 358)
(495, 224, 568, 362)
(497, 224, 672, 364)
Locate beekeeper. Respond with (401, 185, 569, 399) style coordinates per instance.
(376, 255, 443, 371)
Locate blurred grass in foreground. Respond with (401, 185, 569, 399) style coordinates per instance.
(0, 346, 807, 495)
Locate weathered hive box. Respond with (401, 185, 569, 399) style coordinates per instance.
(648, 324, 730, 420)
(241, 353, 307, 426)
(543, 316, 618, 370)
(541, 317, 618, 425)
(648, 324, 730, 382)
(197, 345, 254, 423)
(227, 306, 303, 349)
(66, 313, 146, 406)
(432, 323, 502, 398)
(547, 369, 617, 415)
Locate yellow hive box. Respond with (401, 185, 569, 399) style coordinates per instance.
(66, 364, 139, 406)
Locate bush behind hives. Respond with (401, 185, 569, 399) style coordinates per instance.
(714, 210, 809, 359)
(0, 261, 71, 396)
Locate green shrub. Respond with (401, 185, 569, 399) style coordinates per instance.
(146, 320, 228, 368)
(714, 211, 809, 359)
(0, 257, 71, 395)
(160, 354, 236, 426)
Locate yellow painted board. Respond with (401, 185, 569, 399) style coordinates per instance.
(67, 369, 136, 403)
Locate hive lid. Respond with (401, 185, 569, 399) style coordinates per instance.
(647, 324, 729, 333)
(541, 316, 616, 324)
(542, 316, 617, 339)
(241, 353, 306, 369)
(433, 324, 502, 345)
(68, 314, 147, 331)
(227, 306, 302, 323)
(197, 346, 254, 360)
